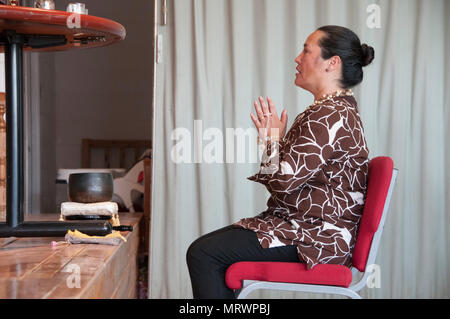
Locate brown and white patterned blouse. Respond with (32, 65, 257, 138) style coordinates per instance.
(235, 94, 369, 269)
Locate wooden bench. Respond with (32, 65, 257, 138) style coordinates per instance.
(0, 213, 142, 298)
(79, 139, 153, 297)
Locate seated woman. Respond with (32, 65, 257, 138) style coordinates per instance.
(186, 25, 374, 299)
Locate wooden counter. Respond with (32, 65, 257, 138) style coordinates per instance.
(0, 213, 142, 299)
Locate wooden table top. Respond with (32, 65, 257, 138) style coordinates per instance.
(0, 4, 126, 52)
(0, 213, 142, 299)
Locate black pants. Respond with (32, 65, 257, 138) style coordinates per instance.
(186, 225, 300, 299)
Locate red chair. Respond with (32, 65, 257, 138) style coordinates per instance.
(226, 156, 398, 299)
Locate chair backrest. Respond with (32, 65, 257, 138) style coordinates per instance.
(352, 156, 396, 272)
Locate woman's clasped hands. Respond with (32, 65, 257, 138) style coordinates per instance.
(250, 96, 288, 143)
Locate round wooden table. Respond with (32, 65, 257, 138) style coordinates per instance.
(0, 4, 125, 51)
(0, 4, 126, 237)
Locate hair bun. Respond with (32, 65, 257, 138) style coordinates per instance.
(361, 43, 375, 66)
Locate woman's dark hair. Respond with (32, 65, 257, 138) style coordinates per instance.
(317, 25, 375, 89)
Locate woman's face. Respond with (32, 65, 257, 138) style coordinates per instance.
(294, 30, 328, 92)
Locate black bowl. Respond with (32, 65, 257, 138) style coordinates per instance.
(68, 172, 113, 203)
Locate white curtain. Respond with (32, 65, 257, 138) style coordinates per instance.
(150, 0, 450, 298)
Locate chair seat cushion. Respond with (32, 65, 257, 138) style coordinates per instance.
(225, 262, 353, 290)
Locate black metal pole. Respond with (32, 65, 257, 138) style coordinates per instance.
(4, 31, 24, 228)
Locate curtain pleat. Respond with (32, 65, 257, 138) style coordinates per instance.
(151, 0, 450, 298)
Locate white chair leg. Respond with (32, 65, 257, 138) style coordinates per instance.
(236, 280, 362, 299)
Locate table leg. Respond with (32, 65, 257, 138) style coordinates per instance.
(0, 31, 112, 237)
(4, 31, 24, 228)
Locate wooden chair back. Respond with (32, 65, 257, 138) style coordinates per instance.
(81, 138, 151, 169)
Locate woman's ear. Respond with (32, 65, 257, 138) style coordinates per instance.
(326, 55, 341, 72)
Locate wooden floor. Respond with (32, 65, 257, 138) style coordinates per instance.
(0, 213, 142, 299)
